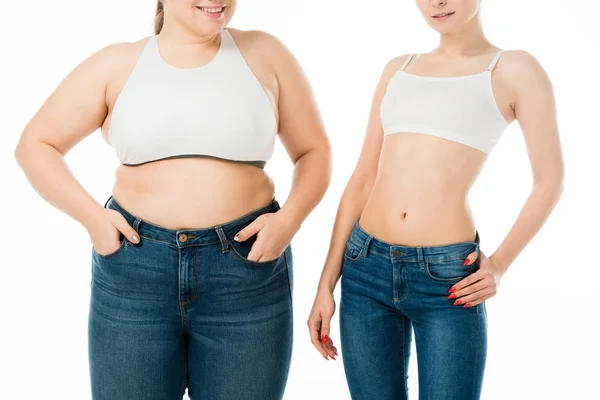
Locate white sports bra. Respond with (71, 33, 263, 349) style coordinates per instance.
(107, 29, 277, 168)
(380, 50, 509, 154)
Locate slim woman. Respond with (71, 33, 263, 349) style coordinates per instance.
(15, 1, 330, 399)
(308, 0, 563, 399)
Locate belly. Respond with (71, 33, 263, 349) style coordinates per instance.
(359, 133, 487, 246)
(111, 157, 275, 229)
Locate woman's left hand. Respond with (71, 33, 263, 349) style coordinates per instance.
(233, 211, 298, 262)
(448, 251, 504, 308)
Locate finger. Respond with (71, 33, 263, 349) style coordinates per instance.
(456, 287, 496, 307)
(449, 268, 486, 293)
(323, 335, 338, 359)
(320, 316, 331, 346)
(325, 344, 338, 360)
(463, 250, 479, 266)
(463, 293, 495, 307)
(234, 216, 265, 242)
(113, 213, 140, 244)
(246, 243, 265, 262)
(449, 279, 489, 300)
(307, 319, 328, 358)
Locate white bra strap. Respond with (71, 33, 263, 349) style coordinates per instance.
(486, 50, 504, 71)
(400, 54, 416, 71)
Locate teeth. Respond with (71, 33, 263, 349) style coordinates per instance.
(200, 6, 224, 13)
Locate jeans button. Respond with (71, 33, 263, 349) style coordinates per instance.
(179, 233, 188, 243)
(392, 250, 401, 257)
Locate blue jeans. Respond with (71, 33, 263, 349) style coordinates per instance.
(89, 197, 293, 400)
(340, 220, 487, 400)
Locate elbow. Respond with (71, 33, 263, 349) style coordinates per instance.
(534, 175, 564, 203)
(14, 141, 27, 168)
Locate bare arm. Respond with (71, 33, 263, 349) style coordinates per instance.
(317, 57, 406, 293)
(271, 35, 332, 232)
(490, 51, 564, 272)
(307, 56, 408, 359)
(452, 51, 565, 306)
(15, 42, 140, 251)
(233, 32, 332, 261)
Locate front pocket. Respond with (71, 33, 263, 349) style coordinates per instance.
(93, 235, 128, 260)
(229, 235, 283, 267)
(425, 258, 478, 282)
(343, 240, 362, 262)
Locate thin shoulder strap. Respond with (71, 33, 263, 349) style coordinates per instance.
(486, 49, 504, 71)
(399, 54, 416, 71)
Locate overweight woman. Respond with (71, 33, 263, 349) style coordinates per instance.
(15, 1, 331, 399)
(308, 0, 564, 399)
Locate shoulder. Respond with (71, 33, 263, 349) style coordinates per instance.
(383, 54, 412, 74)
(227, 28, 295, 65)
(496, 49, 551, 88)
(97, 37, 151, 65)
(77, 37, 151, 77)
(375, 54, 413, 86)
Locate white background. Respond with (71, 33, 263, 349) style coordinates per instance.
(1, 1, 599, 399)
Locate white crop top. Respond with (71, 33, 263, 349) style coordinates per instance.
(108, 29, 277, 168)
(380, 50, 509, 154)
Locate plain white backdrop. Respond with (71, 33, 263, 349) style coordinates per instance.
(2, 1, 599, 399)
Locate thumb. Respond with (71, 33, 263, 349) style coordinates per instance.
(463, 250, 479, 266)
(113, 214, 140, 244)
(234, 217, 264, 242)
(320, 315, 331, 344)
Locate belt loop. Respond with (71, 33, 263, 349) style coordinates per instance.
(360, 235, 373, 258)
(417, 247, 425, 266)
(215, 225, 229, 253)
(133, 217, 142, 233)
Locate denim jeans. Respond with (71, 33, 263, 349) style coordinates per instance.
(89, 196, 293, 400)
(340, 220, 487, 400)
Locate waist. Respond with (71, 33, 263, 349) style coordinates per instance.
(112, 157, 275, 229)
(105, 195, 280, 247)
(360, 184, 477, 246)
(348, 219, 480, 263)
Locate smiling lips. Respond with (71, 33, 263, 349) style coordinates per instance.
(196, 5, 227, 18)
(432, 11, 455, 20)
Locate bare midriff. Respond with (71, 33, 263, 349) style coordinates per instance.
(110, 158, 275, 230)
(359, 132, 487, 247)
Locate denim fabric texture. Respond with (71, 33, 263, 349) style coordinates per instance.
(340, 219, 487, 400)
(89, 196, 293, 400)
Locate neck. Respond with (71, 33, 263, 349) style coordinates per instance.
(159, 18, 222, 53)
(435, 13, 492, 56)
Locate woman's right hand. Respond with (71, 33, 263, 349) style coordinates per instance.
(308, 289, 338, 360)
(87, 208, 140, 256)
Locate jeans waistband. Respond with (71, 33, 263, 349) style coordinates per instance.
(104, 195, 280, 249)
(349, 218, 481, 263)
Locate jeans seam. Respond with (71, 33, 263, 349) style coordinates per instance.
(139, 235, 177, 248)
(180, 246, 199, 306)
(284, 249, 293, 303)
(473, 309, 481, 399)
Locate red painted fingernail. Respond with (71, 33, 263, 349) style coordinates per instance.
(448, 293, 456, 299)
(448, 287, 456, 293)
(463, 259, 470, 266)
(464, 303, 472, 308)
(321, 335, 328, 344)
(331, 355, 336, 360)
(454, 300, 462, 306)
